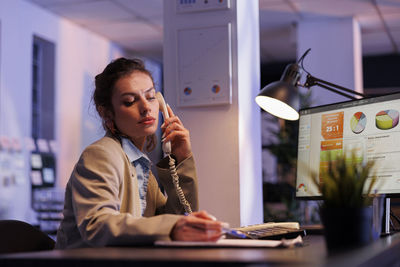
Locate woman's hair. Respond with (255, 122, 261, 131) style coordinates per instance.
(93, 57, 156, 151)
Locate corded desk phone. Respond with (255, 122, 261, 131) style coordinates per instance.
(156, 92, 192, 214)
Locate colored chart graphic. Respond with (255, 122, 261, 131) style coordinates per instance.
(297, 183, 307, 193)
(376, 110, 399, 130)
(350, 112, 367, 134)
(319, 140, 343, 182)
(319, 112, 344, 185)
(321, 112, 344, 140)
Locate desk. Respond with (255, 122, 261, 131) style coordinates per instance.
(1, 233, 400, 266)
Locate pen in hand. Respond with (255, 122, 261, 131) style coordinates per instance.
(183, 211, 248, 239)
(219, 220, 248, 239)
(222, 227, 248, 239)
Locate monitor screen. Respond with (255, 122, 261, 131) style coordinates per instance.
(296, 92, 400, 198)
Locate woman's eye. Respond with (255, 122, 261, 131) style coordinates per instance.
(147, 96, 156, 101)
(123, 100, 134, 107)
(122, 96, 136, 107)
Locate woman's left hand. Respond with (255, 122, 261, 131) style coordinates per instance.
(161, 105, 192, 163)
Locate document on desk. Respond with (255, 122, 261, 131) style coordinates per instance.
(155, 235, 303, 248)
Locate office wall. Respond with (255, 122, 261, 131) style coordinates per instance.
(0, 0, 128, 223)
(297, 18, 363, 106)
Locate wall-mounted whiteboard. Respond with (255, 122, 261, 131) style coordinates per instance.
(177, 24, 232, 107)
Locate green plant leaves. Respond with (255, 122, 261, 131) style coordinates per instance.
(311, 150, 377, 208)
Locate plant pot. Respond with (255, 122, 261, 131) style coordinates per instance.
(320, 206, 374, 252)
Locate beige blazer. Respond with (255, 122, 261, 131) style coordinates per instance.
(55, 134, 198, 249)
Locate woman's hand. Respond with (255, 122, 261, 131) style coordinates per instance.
(170, 211, 223, 242)
(161, 105, 192, 163)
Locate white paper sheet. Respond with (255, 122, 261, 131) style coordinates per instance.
(154, 235, 303, 248)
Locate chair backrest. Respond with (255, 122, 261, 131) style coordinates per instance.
(0, 220, 55, 254)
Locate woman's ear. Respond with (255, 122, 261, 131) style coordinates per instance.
(98, 106, 116, 134)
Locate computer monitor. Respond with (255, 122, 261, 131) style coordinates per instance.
(296, 92, 400, 199)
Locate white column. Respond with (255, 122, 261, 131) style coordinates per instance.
(297, 18, 363, 106)
(163, 0, 262, 227)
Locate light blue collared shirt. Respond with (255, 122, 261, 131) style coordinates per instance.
(121, 137, 151, 216)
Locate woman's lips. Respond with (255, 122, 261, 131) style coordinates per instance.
(139, 117, 156, 125)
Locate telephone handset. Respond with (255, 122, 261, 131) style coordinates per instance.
(156, 92, 172, 155)
(156, 92, 192, 214)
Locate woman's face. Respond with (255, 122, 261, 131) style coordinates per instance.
(110, 71, 159, 143)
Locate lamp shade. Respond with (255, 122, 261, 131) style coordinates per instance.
(255, 63, 301, 120)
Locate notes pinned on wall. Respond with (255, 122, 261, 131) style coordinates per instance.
(37, 139, 50, 153)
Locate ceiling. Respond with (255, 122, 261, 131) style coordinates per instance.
(24, 0, 400, 63)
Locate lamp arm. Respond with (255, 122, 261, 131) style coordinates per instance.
(314, 81, 358, 100)
(303, 74, 367, 100)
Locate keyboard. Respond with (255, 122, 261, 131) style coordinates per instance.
(231, 222, 306, 240)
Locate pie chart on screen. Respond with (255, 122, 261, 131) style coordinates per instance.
(376, 110, 399, 130)
(350, 112, 367, 134)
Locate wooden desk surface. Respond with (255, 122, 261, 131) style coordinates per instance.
(1, 233, 400, 266)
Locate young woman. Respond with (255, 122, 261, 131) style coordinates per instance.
(55, 58, 223, 248)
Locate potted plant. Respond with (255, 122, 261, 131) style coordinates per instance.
(311, 150, 380, 252)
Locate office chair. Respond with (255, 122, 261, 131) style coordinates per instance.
(0, 220, 55, 254)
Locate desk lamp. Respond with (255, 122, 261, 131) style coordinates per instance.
(255, 49, 367, 120)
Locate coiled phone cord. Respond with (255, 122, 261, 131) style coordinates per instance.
(168, 154, 192, 214)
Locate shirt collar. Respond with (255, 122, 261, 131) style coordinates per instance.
(121, 137, 150, 164)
